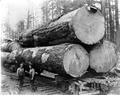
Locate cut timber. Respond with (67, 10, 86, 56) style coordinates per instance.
(1, 41, 21, 52)
(90, 40, 117, 73)
(1, 52, 10, 69)
(1, 52, 10, 64)
(19, 5, 105, 47)
(72, 6, 105, 44)
(5, 44, 89, 77)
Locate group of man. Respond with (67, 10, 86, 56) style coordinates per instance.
(17, 62, 37, 91)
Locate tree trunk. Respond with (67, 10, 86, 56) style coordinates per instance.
(19, 5, 105, 47)
(90, 40, 117, 73)
(115, 0, 120, 51)
(1, 52, 11, 70)
(4, 44, 89, 78)
(1, 52, 10, 64)
(1, 41, 21, 52)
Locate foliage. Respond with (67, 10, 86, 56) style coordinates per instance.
(41, 0, 87, 24)
(16, 20, 25, 34)
(3, 20, 25, 40)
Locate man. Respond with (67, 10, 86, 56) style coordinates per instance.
(29, 65, 37, 91)
(17, 63, 25, 91)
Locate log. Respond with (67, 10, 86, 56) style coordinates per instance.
(90, 40, 118, 73)
(1, 52, 11, 70)
(1, 52, 20, 72)
(5, 44, 89, 77)
(1, 41, 21, 52)
(19, 5, 105, 47)
(1, 52, 10, 64)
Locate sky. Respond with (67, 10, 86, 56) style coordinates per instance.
(0, 0, 46, 30)
(0, 0, 46, 40)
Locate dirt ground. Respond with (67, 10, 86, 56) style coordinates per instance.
(1, 68, 120, 95)
(1, 69, 70, 95)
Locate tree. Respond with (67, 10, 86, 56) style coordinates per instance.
(115, 0, 120, 50)
(17, 20, 24, 33)
(41, 0, 87, 25)
(26, 10, 33, 29)
(3, 22, 16, 40)
(16, 20, 25, 39)
(41, 1, 50, 24)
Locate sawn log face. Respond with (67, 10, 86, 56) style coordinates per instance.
(90, 40, 117, 73)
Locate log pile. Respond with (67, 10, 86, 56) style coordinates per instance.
(1, 5, 118, 78)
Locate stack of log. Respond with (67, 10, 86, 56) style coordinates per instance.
(1, 5, 118, 78)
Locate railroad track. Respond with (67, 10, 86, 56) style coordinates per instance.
(2, 69, 120, 95)
(1, 70, 70, 95)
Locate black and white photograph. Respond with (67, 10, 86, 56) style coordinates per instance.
(0, 0, 120, 95)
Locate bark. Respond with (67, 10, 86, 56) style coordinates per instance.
(90, 40, 117, 73)
(1, 52, 12, 71)
(19, 5, 105, 47)
(4, 44, 89, 78)
(115, 0, 120, 51)
(1, 52, 10, 64)
(1, 41, 21, 52)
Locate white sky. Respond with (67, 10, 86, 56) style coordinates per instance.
(0, 0, 46, 30)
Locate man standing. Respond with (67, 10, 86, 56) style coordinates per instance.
(17, 63, 25, 91)
(29, 65, 36, 91)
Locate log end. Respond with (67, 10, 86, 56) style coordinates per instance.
(90, 40, 117, 73)
(1, 52, 10, 63)
(72, 5, 105, 45)
(63, 44, 89, 77)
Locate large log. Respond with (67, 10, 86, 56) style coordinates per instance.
(1, 41, 21, 52)
(19, 5, 105, 47)
(1, 52, 10, 64)
(4, 44, 89, 78)
(90, 40, 118, 73)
